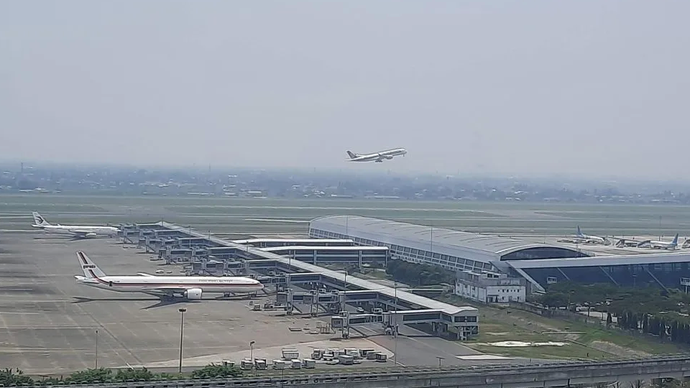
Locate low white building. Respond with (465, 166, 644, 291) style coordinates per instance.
(455, 270, 526, 304)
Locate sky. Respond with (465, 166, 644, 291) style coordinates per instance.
(1, 1, 689, 179)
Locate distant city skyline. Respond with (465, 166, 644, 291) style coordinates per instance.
(2, 1, 689, 179)
(1, 159, 689, 186)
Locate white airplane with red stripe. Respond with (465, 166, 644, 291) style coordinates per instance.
(74, 252, 264, 299)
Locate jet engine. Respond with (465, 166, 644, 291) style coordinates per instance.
(85, 232, 97, 238)
(184, 288, 203, 300)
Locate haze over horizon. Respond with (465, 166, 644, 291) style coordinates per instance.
(2, 1, 689, 180)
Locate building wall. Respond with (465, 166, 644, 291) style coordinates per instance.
(455, 281, 526, 303)
(485, 285, 525, 303)
(455, 281, 487, 302)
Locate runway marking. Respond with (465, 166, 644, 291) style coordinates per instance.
(244, 218, 310, 223)
(0, 312, 42, 315)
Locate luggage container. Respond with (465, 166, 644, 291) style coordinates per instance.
(282, 348, 299, 360)
(240, 359, 253, 370)
(338, 355, 354, 365)
(254, 358, 268, 370)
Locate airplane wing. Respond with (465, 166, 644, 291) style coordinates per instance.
(141, 286, 194, 295)
(67, 230, 97, 238)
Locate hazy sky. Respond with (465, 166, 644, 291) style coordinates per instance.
(2, 1, 689, 178)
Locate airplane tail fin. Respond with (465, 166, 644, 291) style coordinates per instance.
(32, 212, 50, 226)
(576, 226, 583, 236)
(346, 151, 358, 159)
(76, 251, 106, 278)
(672, 233, 679, 245)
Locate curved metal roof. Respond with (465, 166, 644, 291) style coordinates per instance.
(310, 215, 582, 263)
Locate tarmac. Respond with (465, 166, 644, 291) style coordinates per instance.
(0, 233, 339, 374)
(0, 232, 542, 375)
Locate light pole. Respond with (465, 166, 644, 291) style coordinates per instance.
(394, 281, 399, 366)
(178, 308, 187, 373)
(95, 329, 99, 369)
(249, 341, 255, 363)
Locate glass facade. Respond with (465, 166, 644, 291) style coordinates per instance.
(520, 262, 690, 289)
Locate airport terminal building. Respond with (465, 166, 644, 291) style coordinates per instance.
(309, 216, 690, 293)
(309, 215, 588, 274)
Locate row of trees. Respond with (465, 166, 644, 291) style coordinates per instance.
(618, 311, 690, 345)
(0, 364, 242, 386)
(536, 282, 690, 346)
(536, 282, 690, 316)
(386, 259, 454, 286)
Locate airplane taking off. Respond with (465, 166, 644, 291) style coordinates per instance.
(640, 234, 680, 250)
(32, 212, 119, 239)
(74, 251, 264, 299)
(346, 148, 407, 163)
(574, 226, 611, 245)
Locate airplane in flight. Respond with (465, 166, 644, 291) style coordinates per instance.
(640, 234, 680, 250)
(32, 212, 119, 239)
(346, 148, 407, 163)
(74, 251, 264, 299)
(573, 226, 611, 245)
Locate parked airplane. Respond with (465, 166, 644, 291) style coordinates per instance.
(32, 212, 119, 238)
(574, 226, 610, 245)
(346, 148, 407, 163)
(639, 234, 680, 250)
(74, 251, 264, 299)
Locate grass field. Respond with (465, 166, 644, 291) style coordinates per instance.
(2, 193, 690, 236)
(438, 295, 684, 360)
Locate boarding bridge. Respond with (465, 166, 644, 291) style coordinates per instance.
(331, 308, 477, 340)
(206, 247, 239, 260)
(331, 313, 385, 329)
(149, 229, 187, 239)
(233, 238, 355, 248)
(260, 246, 388, 266)
(172, 237, 219, 248)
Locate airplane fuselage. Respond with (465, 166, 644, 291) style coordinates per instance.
(34, 224, 118, 237)
(649, 243, 677, 250)
(76, 275, 264, 295)
(348, 148, 407, 163)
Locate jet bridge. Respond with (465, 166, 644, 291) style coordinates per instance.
(233, 238, 355, 248)
(134, 222, 479, 340)
(331, 308, 478, 340)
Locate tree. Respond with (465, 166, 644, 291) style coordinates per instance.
(0, 368, 34, 386)
(66, 368, 113, 384)
(190, 364, 243, 379)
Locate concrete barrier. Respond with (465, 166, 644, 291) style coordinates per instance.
(30, 355, 690, 388)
